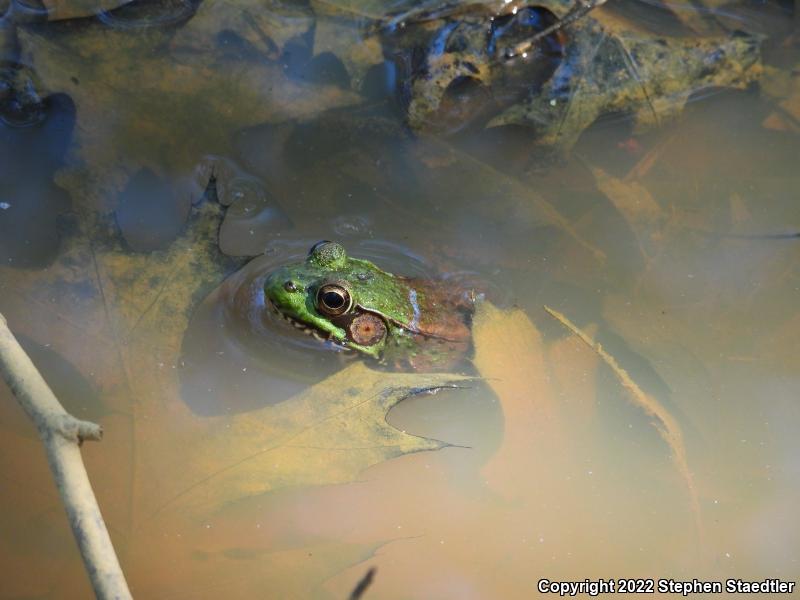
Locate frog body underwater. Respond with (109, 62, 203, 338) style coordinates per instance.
(264, 241, 475, 370)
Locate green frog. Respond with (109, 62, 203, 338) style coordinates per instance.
(263, 241, 476, 371)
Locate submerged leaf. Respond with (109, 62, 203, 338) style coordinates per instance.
(154, 361, 474, 517)
(40, 0, 133, 21)
(17, 16, 361, 210)
(591, 165, 666, 261)
(489, 20, 763, 149)
(472, 302, 567, 497)
(761, 64, 800, 134)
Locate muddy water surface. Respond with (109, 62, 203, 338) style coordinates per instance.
(0, 0, 798, 598)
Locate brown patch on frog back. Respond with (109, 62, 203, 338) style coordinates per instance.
(387, 277, 476, 371)
(404, 277, 475, 342)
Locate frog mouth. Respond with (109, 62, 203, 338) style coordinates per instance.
(267, 300, 391, 352)
(267, 299, 351, 349)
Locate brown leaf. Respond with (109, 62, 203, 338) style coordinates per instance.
(489, 19, 762, 150)
(149, 361, 474, 518)
(761, 67, 800, 134)
(472, 302, 569, 497)
(592, 166, 664, 226)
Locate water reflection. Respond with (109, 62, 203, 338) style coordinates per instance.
(97, 0, 199, 29)
(0, 92, 73, 267)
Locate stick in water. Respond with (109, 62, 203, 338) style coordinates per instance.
(0, 313, 132, 600)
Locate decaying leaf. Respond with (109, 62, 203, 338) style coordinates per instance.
(40, 0, 133, 21)
(151, 361, 474, 517)
(168, 0, 314, 59)
(16, 17, 361, 209)
(11, 0, 771, 211)
(472, 301, 568, 497)
(545, 318, 600, 429)
(489, 18, 763, 149)
(591, 165, 666, 260)
(357, 0, 765, 146)
(761, 64, 800, 134)
(592, 166, 663, 226)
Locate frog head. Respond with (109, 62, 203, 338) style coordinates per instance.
(264, 241, 474, 369)
(264, 241, 419, 359)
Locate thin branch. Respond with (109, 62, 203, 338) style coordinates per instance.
(503, 0, 609, 60)
(0, 312, 132, 600)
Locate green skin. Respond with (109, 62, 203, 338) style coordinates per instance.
(263, 242, 472, 368)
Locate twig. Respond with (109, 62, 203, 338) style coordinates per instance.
(0, 313, 132, 600)
(503, 0, 609, 60)
(543, 306, 703, 538)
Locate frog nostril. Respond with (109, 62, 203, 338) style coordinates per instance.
(284, 280, 298, 292)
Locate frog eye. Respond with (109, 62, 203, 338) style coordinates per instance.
(316, 283, 353, 316)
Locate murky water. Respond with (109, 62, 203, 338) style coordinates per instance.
(0, 0, 798, 598)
